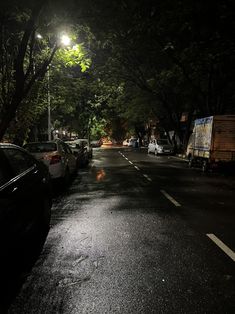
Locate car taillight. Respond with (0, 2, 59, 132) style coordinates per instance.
(49, 155, 62, 165)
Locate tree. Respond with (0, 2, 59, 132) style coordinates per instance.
(0, 1, 57, 139)
(0, 1, 91, 142)
(71, 0, 235, 148)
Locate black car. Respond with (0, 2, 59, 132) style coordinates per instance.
(0, 143, 52, 264)
(65, 140, 89, 168)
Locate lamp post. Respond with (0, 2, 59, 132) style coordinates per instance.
(47, 34, 71, 141)
(47, 66, 51, 140)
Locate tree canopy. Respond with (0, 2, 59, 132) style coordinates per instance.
(1, 0, 234, 148)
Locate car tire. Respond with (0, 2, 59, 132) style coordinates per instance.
(202, 160, 208, 173)
(188, 157, 194, 168)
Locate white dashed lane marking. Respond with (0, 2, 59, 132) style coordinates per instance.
(143, 174, 152, 182)
(119, 152, 152, 181)
(207, 234, 235, 262)
(160, 189, 181, 207)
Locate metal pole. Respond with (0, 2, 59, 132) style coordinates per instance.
(47, 66, 51, 141)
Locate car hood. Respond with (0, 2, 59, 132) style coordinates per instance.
(159, 144, 173, 149)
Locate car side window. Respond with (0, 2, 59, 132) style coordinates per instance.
(59, 142, 65, 153)
(61, 143, 72, 154)
(3, 148, 35, 176)
(65, 144, 72, 154)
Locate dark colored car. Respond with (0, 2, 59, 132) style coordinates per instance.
(65, 140, 89, 168)
(0, 143, 52, 265)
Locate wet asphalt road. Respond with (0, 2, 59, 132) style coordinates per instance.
(6, 147, 235, 313)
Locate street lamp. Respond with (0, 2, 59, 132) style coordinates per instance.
(47, 66, 51, 140)
(47, 33, 71, 140)
(60, 34, 71, 46)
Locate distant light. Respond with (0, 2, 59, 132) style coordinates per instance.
(36, 33, 42, 39)
(60, 34, 71, 46)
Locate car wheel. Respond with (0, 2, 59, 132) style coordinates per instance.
(188, 157, 194, 168)
(202, 160, 208, 173)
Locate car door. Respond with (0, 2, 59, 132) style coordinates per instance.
(65, 144, 76, 172)
(149, 140, 155, 153)
(61, 142, 76, 173)
(0, 148, 44, 246)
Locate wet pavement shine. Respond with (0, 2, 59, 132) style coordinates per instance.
(6, 147, 235, 313)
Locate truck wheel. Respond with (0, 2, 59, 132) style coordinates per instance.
(202, 160, 208, 172)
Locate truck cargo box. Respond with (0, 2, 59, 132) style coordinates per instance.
(187, 115, 235, 170)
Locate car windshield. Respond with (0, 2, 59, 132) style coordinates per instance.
(24, 142, 57, 153)
(66, 142, 76, 148)
(157, 139, 169, 145)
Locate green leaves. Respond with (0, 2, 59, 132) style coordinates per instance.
(55, 44, 91, 71)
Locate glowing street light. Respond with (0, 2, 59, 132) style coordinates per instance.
(36, 33, 43, 39)
(60, 34, 71, 46)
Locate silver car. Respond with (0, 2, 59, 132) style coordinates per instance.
(148, 139, 174, 155)
(24, 139, 77, 183)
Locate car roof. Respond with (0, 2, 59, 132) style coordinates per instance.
(0, 143, 27, 152)
(0, 142, 19, 148)
(24, 140, 59, 145)
(65, 141, 77, 144)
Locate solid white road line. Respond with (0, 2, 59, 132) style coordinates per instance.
(143, 174, 152, 182)
(160, 189, 181, 207)
(206, 233, 235, 262)
(128, 161, 133, 164)
(134, 166, 140, 171)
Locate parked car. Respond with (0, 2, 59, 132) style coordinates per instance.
(75, 139, 93, 158)
(65, 140, 88, 167)
(122, 139, 129, 146)
(128, 138, 138, 147)
(91, 139, 103, 147)
(0, 143, 52, 264)
(148, 139, 174, 155)
(24, 139, 77, 183)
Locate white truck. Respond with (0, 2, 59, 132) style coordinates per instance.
(186, 115, 235, 171)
